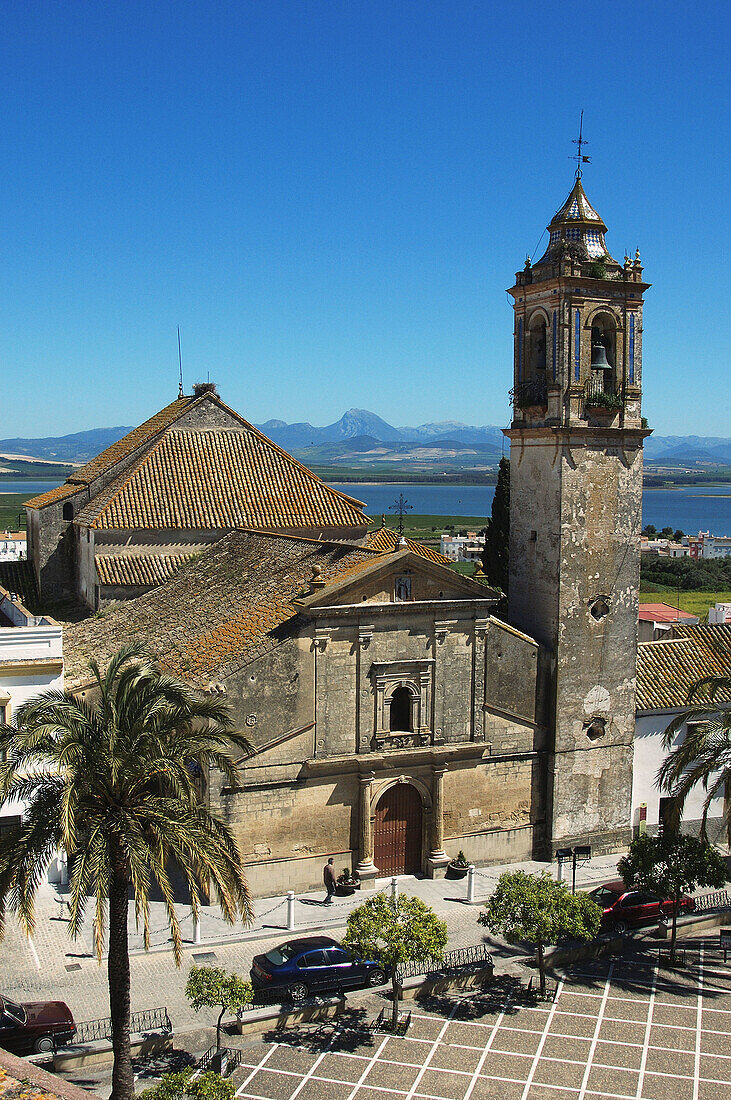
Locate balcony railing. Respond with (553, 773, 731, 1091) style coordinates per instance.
(510, 376, 548, 408)
(585, 373, 623, 411)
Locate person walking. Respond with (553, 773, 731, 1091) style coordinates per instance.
(323, 857, 337, 905)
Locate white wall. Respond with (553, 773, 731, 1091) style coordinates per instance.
(633, 710, 726, 836)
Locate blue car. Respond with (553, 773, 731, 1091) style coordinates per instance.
(250, 936, 388, 1000)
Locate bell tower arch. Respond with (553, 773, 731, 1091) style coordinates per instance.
(505, 164, 651, 855)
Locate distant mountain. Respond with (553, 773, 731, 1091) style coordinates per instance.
(4, 416, 728, 473)
(319, 409, 404, 443)
(0, 427, 134, 464)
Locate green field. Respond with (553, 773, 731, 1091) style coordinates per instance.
(0, 494, 28, 531)
(639, 588, 731, 620)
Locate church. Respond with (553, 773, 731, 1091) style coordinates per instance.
(49, 169, 651, 896)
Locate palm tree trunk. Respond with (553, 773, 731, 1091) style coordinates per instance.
(537, 942, 545, 996)
(391, 971, 400, 1031)
(108, 872, 134, 1100)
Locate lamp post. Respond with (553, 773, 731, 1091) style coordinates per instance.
(555, 845, 591, 894)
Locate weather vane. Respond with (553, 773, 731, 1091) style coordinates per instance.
(571, 109, 591, 178)
(389, 493, 413, 535)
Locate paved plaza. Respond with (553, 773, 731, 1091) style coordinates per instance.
(228, 942, 730, 1100)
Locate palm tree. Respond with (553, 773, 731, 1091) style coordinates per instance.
(657, 673, 731, 842)
(0, 644, 253, 1100)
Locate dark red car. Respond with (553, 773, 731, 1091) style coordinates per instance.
(0, 994, 76, 1054)
(588, 879, 696, 934)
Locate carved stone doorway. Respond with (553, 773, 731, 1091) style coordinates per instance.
(373, 783, 422, 876)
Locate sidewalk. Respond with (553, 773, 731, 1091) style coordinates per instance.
(44, 851, 625, 960)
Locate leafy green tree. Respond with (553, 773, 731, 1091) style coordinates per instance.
(658, 674, 731, 843)
(478, 871, 601, 995)
(186, 965, 254, 1051)
(138, 1069, 234, 1100)
(481, 456, 510, 594)
(617, 833, 727, 962)
(643, 524, 657, 536)
(661, 526, 674, 539)
(0, 644, 253, 1100)
(674, 529, 685, 543)
(343, 893, 448, 1030)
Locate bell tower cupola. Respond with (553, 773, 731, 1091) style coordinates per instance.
(510, 172, 648, 432)
(505, 144, 652, 857)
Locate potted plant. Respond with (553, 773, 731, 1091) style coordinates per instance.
(337, 868, 361, 896)
(446, 851, 470, 879)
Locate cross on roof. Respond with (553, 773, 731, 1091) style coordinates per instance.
(571, 109, 592, 178)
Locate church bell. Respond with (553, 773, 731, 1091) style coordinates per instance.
(590, 338, 610, 369)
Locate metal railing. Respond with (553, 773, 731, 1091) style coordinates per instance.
(74, 1006, 171, 1045)
(510, 377, 548, 408)
(693, 890, 731, 914)
(395, 943, 493, 983)
(195, 1046, 243, 1077)
(585, 373, 622, 408)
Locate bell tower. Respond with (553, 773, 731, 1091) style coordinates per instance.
(505, 164, 650, 854)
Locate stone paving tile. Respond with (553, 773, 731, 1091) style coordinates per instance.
(596, 1018, 647, 1044)
(540, 1033, 591, 1060)
(585, 1064, 640, 1096)
(262, 1045, 319, 1074)
(531, 1057, 587, 1089)
(427, 1041, 484, 1072)
(700, 1053, 731, 1083)
(477, 1050, 530, 1079)
(240, 1066, 297, 1100)
(651, 1002, 697, 1025)
(316, 1051, 368, 1082)
(520, 1088, 579, 1100)
(650, 1023, 696, 1049)
(644, 1070, 694, 1099)
(699, 1081, 731, 1100)
(296, 1081, 361, 1100)
(502, 1007, 551, 1032)
(415, 1067, 473, 1099)
(440, 1020, 492, 1047)
(356, 1088, 408, 1100)
(551, 1010, 599, 1038)
(468, 1079, 527, 1100)
(604, 997, 653, 1022)
(593, 1038, 644, 1070)
(489, 1026, 542, 1055)
(645, 1046, 696, 1076)
(364, 1059, 422, 1091)
(702, 1031, 731, 1055)
(379, 1036, 429, 1065)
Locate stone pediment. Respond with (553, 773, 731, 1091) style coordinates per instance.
(294, 549, 501, 613)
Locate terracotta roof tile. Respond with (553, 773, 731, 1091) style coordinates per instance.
(636, 624, 731, 711)
(0, 560, 39, 611)
(24, 483, 81, 509)
(365, 525, 450, 564)
(64, 531, 377, 689)
(74, 427, 367, 533)
(95, 553, 197, 587)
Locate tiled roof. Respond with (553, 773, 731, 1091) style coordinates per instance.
(64, 532, 379, 689)
(365, 525, 451, 564)
(75, 427, 367, 532)
(638, 603, 698, 623)
(0, 560, 39, 611)
(636, 624, 731, 711)
(95, 553, 198, 587)
(25, 398, 192, 510)
(24, 482, 81, 509)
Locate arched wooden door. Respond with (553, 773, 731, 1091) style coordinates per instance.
(373, 784, 422, 876)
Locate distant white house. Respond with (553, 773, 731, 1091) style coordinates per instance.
(634, 624, 730, 842)
(0, 585, 66, 880)
(682, 531, 731, 559)
(0, 531, 27, 561)
(440, 531, 485, 563)
(709, 601, 731, 625)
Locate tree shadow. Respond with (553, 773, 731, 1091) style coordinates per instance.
(133, 1048, 197, 1079)
(262, 1008, 376, 1054)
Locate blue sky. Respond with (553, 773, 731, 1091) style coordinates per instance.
(1, 1, 729, 438)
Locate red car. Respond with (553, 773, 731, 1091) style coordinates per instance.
(589, 879, 696, 934)
(0, 994, 76, 1054)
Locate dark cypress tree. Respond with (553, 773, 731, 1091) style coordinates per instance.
(482, 456, 510, 594)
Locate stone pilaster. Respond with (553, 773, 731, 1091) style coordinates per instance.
(426, 764, 450, 878)
(356, 771, 378, 888)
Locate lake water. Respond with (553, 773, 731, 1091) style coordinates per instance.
(2, 478, 729, 536)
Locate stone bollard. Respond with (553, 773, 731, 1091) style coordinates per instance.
(287, 891, 296, 932)
(467, 865, 476, 904)
(391, 877, 399, 903)
(193, 914, 201, 945)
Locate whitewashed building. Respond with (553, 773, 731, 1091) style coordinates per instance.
(633, 624, 730, 842)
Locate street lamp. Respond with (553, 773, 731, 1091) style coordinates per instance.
(555, 844, 592, 894)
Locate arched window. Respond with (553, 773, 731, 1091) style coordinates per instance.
(62, 502, 74, 521)
(389, 687, 413, 732)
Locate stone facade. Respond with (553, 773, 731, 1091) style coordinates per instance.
(506, 175, 650, 856)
